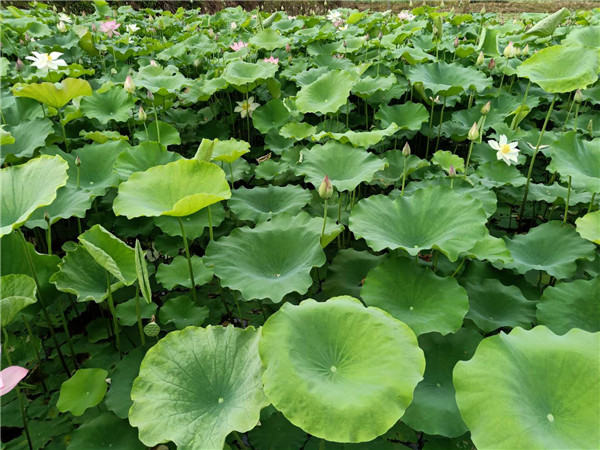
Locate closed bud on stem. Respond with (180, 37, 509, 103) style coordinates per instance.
(488, 58, 496, 70)
(343, 40, 347, 48)
(402, 142, 411, 157)
(574, 89, 583, 104)
(448, 164, 456, 177)
(286, 42, 291, 52)
(503, 41, 517, 58)
(468, 122, 479, 141)
(75, 155, 81, 167)
(147, 90, 154, 101)
(587, 119, 593, 135)
(522, 44, 529, 55)
(318, 175, 334, 199)
(139, 107, 147, 121)
(15, 58, 23, 71)
(481, 101, 491, 115)
(476, 51, 484, 65)
(480, 6, 486, 14)
(124, 75, 135, 93)
(454, 36, 459, 48)
(378, 31, 383, 40)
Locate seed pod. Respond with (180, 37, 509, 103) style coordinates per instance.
(144, 318, 160, 337)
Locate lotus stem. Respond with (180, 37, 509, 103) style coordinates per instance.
(19, 231, 71, 377)
(58, 296, 78, 370)
(232, 290, 243, 321)
(518, 94, 558, 227)
(57, 109, 69, 152)
(573, 102, 580, 132)
(76, 165, 80, 189)
(207, 205, 214, 241)
(364, 100, 368, 130)
(434, 96, 446, 152)
(45, 224, 52, 255)
(589, 193, 597, 213)
(177, 217, 197, 302)
(451, 259, 466, 277)
(563, 176, 572, 224)
(134, 285, 146, 346)
(321, 198, 328, 239)
(233, 431, 248, 450)
(106, 273, 122, 358)
(465, 140, 475, 175)
(153, 106, 161, 144)
(401, 156, 408, 196)
(228, 162, 235, 188)
(337, 195, 343, 249)
(561, 92, 575, 134)
(425, 99, 436, 159)
(21, 313, 50, 397)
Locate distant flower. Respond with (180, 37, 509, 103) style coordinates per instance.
(503, 41, 517, 58)
(124, 75, 135, 93)
(58, 12, 72, 23)
(100, 20, 120, 37)
(327, 10, 342, 22)
(234, 96, 259, 118)
(489, 135, 520, 165)
(149, 60, 158, 66)
(230, 22, 237, 30)
(126, 23, 140, 33)
(57, 21, 67, 32)
(25, 51, 67, 71)
(288, 15, 297, 19)
(230, 41, 248, 51)
(448, 164, 456, 177)
(285, 42, 291, 52)
(15, 58, 23, 71)
(397, 10, 415, 21)
(263, 56, 279, 64)
(337, 24, 348, 31)
(0, 364, 28, 396)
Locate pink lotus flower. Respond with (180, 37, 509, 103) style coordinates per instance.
(229, 41, 248, 51)
(0, 365, 28, 396)
(263, 56, 279, 65)
(100, 20, 121, 37)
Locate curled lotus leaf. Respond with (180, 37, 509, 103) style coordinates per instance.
(12, 77, 92, 108)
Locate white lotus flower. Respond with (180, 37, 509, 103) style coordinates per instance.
(327, 10, 342, 22)
(489, 135, 520, 166)
(57, 21, 67, 32)
(58, 13, 72, 23)
(126, 23, 140, 33)
(234, 96, 260, 118)
(25, 52, 67, 71)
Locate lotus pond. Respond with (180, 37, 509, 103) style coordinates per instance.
(1, 2, 599, 450)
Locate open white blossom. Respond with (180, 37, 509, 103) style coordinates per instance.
(58, 12, 72, 23)
(126, 23, 140, 33)
(489, 134, 520, 165)
(25, 52, 67, 71)
(327, 10, 342, 22)
(234, 97, 260, 118)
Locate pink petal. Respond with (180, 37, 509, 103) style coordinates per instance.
(0, 366, 28, 396)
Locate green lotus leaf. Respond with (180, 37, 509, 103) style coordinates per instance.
(252, 99, 291, 134)
(250, 28, 287, 50)
(537, 277, 600, 334)
(247, 409, 307, 450)
(115, 297, 156, 327)
(49, 245, 123, 303)
(517, 45, 599, 93)
(321, 249, 385, 299)
(296, 70, 358, 114)
(576, 210, 600, 244)
(158, 295, 209, 329)
(154, 203, 226, 240)
(259, 296, 425, 442)
(296, 141, 387, 192)
(0, 155, 69, 237)
(474, 161, 527, 187)
(113, 159, 231, 218)
(371, 152, 429, 187)
(477, 27, 500, 56)
(361, 257, 469, 336)
(1, 118, 53, 162)
(312, 123, 399, 148)
(523, 7, 569, 38)
(280, 122, 317, 140)
(375, 102, 429, 130)
(563, 25, 600, 48)
(352, 74, 397, 98)
(349, 186, 489, 261)
(79, 224, 137, 285)
(12, 78, 92, 108)
(133, 121, 181, 147)
(461, 278, 536, 332)
(205, 214, 326, 303)
(129, 326, 268, 450)
(156, 255, 213, 290)
(402, 329, 482, 438)
(68, 412, 145, 450)
(133, 64, 190, 95)
(182, 77, 228, 102)
(0, 127, 15, 147)
(546, 132, 600, 193)
(222, 61, 278, 87)
(25, 187, 94, 230)
(280, 210, 344, 249)
(105, 347, 146, 419)
(454, 326, 600, 450)
(80, 87, 136, 123)
(503, 221, 596, 279)
(432, 150, 465, 173)
(406, 62, 492, 97)
(209, 138, 250, 164)
(0, 274, 37, 327)
(461, 234, 513, 264)
(57, 368, 108, 416)
(228, 185, 312, 223)
(115, 142, 182, 180)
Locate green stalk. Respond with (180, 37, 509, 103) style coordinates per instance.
(76, 166, 80, 189)
(573, 102, 580, 132)
(207, 205, 214, 241)
(589, 192, 597, 213)
(56, 109, 69, 152)
(153, 106, 161, 144)
(21, 314, 50, 397)
(228, 162, 235, 187)
(425, 99, 436, 159)
(465, 140, 475, 175)
(518, 94, 558, 227)
(563, 176, 571, 224)
(233, 431, 248, 450)
(320, 198, 328, 239)
(561, 92, 575, 134)
(434, 96, 446, 153)
(134, 285, 146, 346)
(45, 224, 52, 255)
(106, 273, 121, 358)
(177, 217, 197, 302)
(512, 80, 531, 131)
(58, 296, 78, 370)
(337, 195, 343, 249)
(401, 156, 408, 196)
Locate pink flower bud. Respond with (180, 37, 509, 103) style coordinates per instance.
(488, 58, 496, 70)
(448, 165, 456, 177)
(15, 58, 23, 71)
(124, 75, 135, 93)
(318, 175, 334, 199)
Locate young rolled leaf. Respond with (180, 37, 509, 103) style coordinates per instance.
(135, 240, 152, 304)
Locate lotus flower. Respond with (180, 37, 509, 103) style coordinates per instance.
(503, 41, 517, 58)
(57, 21, 67, 32)
(397, 11, 415, 21)
(234, 97, 259, 118)
(124, 75, 135, 93)
(58, 12, 72, 23)
(489, 135, 520, 166)
(100, 20, 121, 37)
(327, 10, 342, 22)
(263, 56, 279, 65)
(126, 23, 140, 33)
(230, 41, 248, 51)
(25, 52, 67, 71)
(0, 365, 28, 396)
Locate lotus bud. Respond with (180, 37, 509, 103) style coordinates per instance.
(448, 164, 456, 177)
(343, 40, 347, 48)
(480, 6, 486, 14)
(57, 21, 67, 32)
(522, 44, 529, 55)
(138, 107, 147, 121)
(481, 101, 491, 115)
(91, 23, 97, 32)
(208, 28, 215, 37)
(574, 89, 584, 104)
(454, 36, 459, 48)
(124, 75, 135, 93)
(24, 33, 30, 42)
(503, 41, 516, 58)
(110, 68, 117, 75)
(193, 59, 201, 67)
(467, 122, 479, 141)
(440, 0, 445, 7)
(150, 60, 158, 66)
(231, 22, 237, 30)
(214, 33, 219, 41)
(75, 155, 81, 167)
(318, 175, 334, 199)
(147, 90, 154, 100)
(402, 142, 411, 157)
(15, 58, 23, 71)
(378, 31, 383, 40)
(409, 0, 413, 6)
(488, 58, 496, 70)
(476, 51, 484, 65)
(286, 42, 291, 52)
(19, 39, 25, 45)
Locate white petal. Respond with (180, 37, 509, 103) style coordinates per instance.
(234, 106, 242, 112)
(248, 96, 254, 103)
(49, 52, 63, 59)
(488, 140, 500, 151)
(498, 135, 507, 146)
(508, 142, 519, 149)
(25, 55, 37, 62)
(55, 59, 67, 67)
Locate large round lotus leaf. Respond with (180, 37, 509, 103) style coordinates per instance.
(1, 118, 53, 162)
(250, 28, 287, 50)
(115, 297, 156, 327)
(0, 274, 37, 327)
(402, 329, 482, 438)
(113, 159, 231, 218)
(57, 368, 108, 416)
(133, 65, 190, 95)
(133, 121, 181, 147)
(0, 155, 69, 237)
(321, 249, 385, 299)
(129, 326, 268, 450)
(546, 132, 600, 193)
(375, 102, 429, 130)
(25, 186, 94, 230)
(155, 255, 213, 290)
(312, 123, 399, 148)
(280, 122, 317, 140)
(115, 142, 182, 180)
(537, 277, 600, 335)
(461, 234, 513, 265)
(517, 45, 599, 93)
(259, 296, 425, 443)
(296, 70, 357, 114)
(576, 210, 600, 244)
(158, 295, 209, 329)
(228, 185, 312, 223)
(454, 326, 600, 450)
(68, 412, 145, 450)
(252, 99, 291, 134)
(406, 62, 492, 97)
(503, 221, 596, 279)
(222, 61, 278, 86)
(204, 214, 326, 303)
(80, 87, 136, 123)
(349, 186, 489, 262)
(12, 78, 92, 108)
(462, 279, 536, 333)
(361, 257, 469, 336)
(210, 138, 250, 164)
(563, 25, 600, 48)
(296, 141, 387, 192)
(153, 203, 225, 240)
